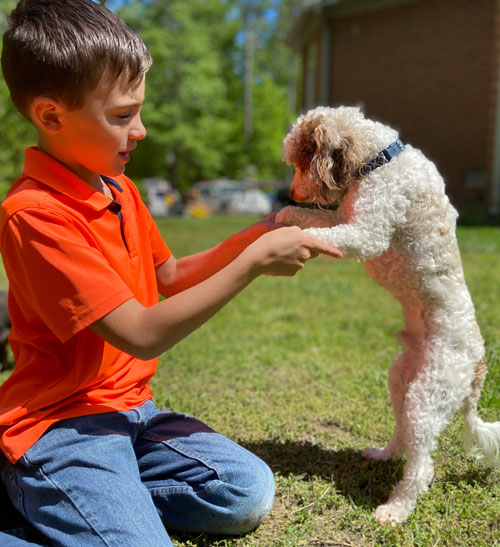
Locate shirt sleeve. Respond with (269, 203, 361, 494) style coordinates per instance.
(2, 207, 135, 343)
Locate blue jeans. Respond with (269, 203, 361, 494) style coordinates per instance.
(0, 400, 275, 546)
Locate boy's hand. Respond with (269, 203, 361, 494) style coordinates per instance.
(156, 211, 302, 298)
(243, 226, 342, 277)
(93, 225, 341, 359)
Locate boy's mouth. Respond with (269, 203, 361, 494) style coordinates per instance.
(119, 146, 136, 162)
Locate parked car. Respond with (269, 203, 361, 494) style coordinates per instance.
(143, 177, 183, 217)
(227, 187, 272, 216)
(191, 179, 272, 216)
(191, 179, 239, 214)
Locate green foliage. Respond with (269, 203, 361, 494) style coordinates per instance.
(250, 74, 291, 180)
(0, 76, 35, 187)
(118, 0, 238, 191)
(118, 0, 300, 192)
(0, 0, 301, 196)
(0, 0, 36, 190)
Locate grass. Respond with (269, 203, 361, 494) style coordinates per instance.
(1, 218, 500, 546)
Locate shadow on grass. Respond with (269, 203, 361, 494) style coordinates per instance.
(242, 439, 404, 511)
(172, 441, 403, 546)
(172, 440, 404, 546)
(171, 442, 496, 546)
(441, 464, 494, 485)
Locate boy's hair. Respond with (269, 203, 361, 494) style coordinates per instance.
(1, 0, 152, 118)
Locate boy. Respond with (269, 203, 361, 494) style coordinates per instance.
(0, 1, 341, 545)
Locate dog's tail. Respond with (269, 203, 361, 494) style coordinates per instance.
(462, 357, 500, 466)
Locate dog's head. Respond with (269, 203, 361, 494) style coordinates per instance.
(283, 106, 368, 206)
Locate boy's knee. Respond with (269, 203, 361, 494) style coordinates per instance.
(218, 457, 275, 535)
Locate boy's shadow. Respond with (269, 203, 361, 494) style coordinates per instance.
(241, 438, 403, 511)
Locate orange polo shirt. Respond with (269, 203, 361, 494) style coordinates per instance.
(0, 147, 171, 463)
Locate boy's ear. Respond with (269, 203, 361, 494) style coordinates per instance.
(30, 97, 65, 133)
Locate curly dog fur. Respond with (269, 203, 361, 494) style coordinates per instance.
(276, 106, 500, 525)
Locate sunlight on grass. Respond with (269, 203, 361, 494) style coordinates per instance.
(1, 217, 499, 545)
(152, 218, 500, 546)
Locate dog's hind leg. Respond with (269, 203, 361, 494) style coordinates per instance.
(373, 441, 435, 525)
(363, 352, 410, 461)
(363, 324, 424, 462)
(372, 360, 459, 525)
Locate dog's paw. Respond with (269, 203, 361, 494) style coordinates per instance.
(373, 503, 409, 526)
(362, 446, 395, 461)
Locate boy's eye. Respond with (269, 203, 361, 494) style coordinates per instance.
(116, 114, 131, 120)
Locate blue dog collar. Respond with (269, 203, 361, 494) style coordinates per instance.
(354, 139, 405, 179)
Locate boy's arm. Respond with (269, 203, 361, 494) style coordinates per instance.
(90, 226, 341, 360)
(156, 214, 281, 297)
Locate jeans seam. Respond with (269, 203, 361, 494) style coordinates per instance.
(148, 485, 192, 496)
(160, 438, 227, 482)
(129, 406, 145, 442)
(149, 480, 224, 502)
(22, 455, 111, 546)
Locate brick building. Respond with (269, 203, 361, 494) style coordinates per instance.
(288, 0, 500, 221)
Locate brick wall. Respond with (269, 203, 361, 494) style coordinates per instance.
(304, 0, 499, 216)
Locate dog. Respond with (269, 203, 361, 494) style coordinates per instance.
(275, 106, 500, 525)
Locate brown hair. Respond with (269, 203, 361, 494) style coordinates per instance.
(1, 0, 152, 118)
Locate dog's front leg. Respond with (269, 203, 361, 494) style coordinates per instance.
(276, 204, 392, 258)
(304, 220, 393, 261)
(287, 180, 400, 259)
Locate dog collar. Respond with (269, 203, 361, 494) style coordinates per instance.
(354, 139, 405, 179)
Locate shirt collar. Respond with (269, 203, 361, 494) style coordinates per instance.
(21, 146, 114, 212)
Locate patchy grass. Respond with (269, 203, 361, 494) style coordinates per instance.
(1, 218, 500, 546)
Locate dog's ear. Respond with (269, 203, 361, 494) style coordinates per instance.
(312, 126, 362, 194)
(283, 108, 366, 199)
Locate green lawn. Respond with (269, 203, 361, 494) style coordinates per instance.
(2, 217, 500, 546)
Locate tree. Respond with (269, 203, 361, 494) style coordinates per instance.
(0, 0, 36, 193)
(120, 0, 303, 190)
(248, 0, 303, 180)
(118, 0, 242, 193)
(0, 0, 305, 195)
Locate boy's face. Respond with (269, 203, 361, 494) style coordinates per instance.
(41, 72, 146, 188)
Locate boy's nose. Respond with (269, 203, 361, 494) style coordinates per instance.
(130, 117, 146, 140)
